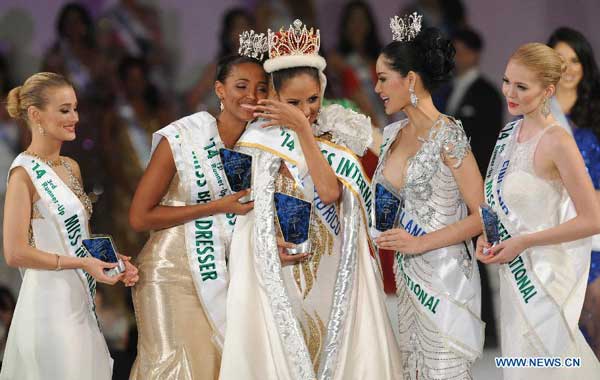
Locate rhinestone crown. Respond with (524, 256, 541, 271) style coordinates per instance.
(238, 30, 268, 60)
(390, 12, 423, 42)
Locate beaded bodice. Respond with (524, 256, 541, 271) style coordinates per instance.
(374, 117, 471, 231)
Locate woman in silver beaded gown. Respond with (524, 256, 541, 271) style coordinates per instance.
(371, 16, 484, 379)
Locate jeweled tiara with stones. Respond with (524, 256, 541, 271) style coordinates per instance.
(238, 30, 268, 61)
(390, 12, 423, 42)
(263, 19, 326, 73)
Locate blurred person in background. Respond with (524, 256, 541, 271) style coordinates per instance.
(42, 2, 115, 238)
(0, 54, 22, 297)
(98, 0, 173, 93)
(442, 28, 503, 176)
(103, 56, 174, 256)
(549, 26, 600, 359)
(186, 8, 253, 114)
(254, 0, 316, 34)
(331, 1, 387, 129)
(402, 0, 466, 37)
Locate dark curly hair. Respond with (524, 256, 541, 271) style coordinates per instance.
(548, 27, 600, 139)
(381, 27, 455, 92)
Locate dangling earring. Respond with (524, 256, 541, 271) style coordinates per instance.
(409, 85, 419, 107)
(38, 124, 45, 136)
(219, 100, 224, 111)
(541, 97, 550, 118)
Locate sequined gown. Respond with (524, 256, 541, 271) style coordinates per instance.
(130, 172, 220, 380)
(373, 118, 483, 379)
(572, 126, 600, 357)
(1, 157, 112, 380)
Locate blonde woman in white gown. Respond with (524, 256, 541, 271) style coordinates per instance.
(478, 43, 600, 379)
(1, 72, 138, 380)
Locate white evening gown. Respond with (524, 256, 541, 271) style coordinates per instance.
(0, 200, 112, 380)
(498, 125, 600, 380)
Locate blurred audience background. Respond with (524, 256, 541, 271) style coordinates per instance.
(1, 0, 599, 378)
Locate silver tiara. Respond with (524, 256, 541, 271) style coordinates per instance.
(238, 30, 268, 60)
(390, 12, 423, 42)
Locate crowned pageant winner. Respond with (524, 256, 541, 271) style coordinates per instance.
(219, 20, 402, 380)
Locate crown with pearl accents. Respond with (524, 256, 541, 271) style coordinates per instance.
(238, 30, 268, 61)
(390, 12, 423, 42)
(264, 19, 326, 73)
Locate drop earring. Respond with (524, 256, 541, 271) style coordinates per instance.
(541, 97, 550, 118)
(409, 85, 419, 107)
(38, 124, 45, 136)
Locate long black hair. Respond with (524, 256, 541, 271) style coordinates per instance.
(337, 1, 382, 60)
(548, 27, 600, 138)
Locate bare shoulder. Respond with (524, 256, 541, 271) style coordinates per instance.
(7, 166, 35, 196)
(539, 126, 577, 153)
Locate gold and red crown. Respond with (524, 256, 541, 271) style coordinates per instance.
(268, 19, 320, 58)
(264, 19, 326, 73)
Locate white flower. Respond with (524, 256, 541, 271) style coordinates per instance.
(314, 104, 373, 155)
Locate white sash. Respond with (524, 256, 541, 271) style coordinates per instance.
(237, 121, 373, 237)
(485, 120, 581, 355)
(375, 122, 484, 360)
(10, 154, 97, 319)
(394, 209, 484, 360)
(152, 112, 235, 349)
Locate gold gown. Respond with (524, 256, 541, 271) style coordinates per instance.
(130, 172, 220, 380)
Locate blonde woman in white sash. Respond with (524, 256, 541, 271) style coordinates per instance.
(220, 19, 401, 380)
(1, 72, 138, 380)
(477, 43, 600, 379)
(128, 43, 267, 379)
(371, 14, 485, 379)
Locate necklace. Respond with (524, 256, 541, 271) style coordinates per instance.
(24, 150, 63, 167)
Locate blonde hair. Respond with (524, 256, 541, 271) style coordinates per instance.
(6, 72, 72, 123)
(510, 42, 567, 88)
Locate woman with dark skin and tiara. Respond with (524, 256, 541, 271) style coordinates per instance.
(128, 31, 267, 379)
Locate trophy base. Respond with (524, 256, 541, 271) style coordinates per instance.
(286, 240, 311, 255)
(105, 259, 126, 277)
(238, 190, 254, 204)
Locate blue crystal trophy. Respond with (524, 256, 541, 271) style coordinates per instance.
(370, 182, 404, 239)
(219, 148, 253, 203)
(274, 192, 312, 255)
(82, 236, 125, 277)
(479, 204, 500, 255)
